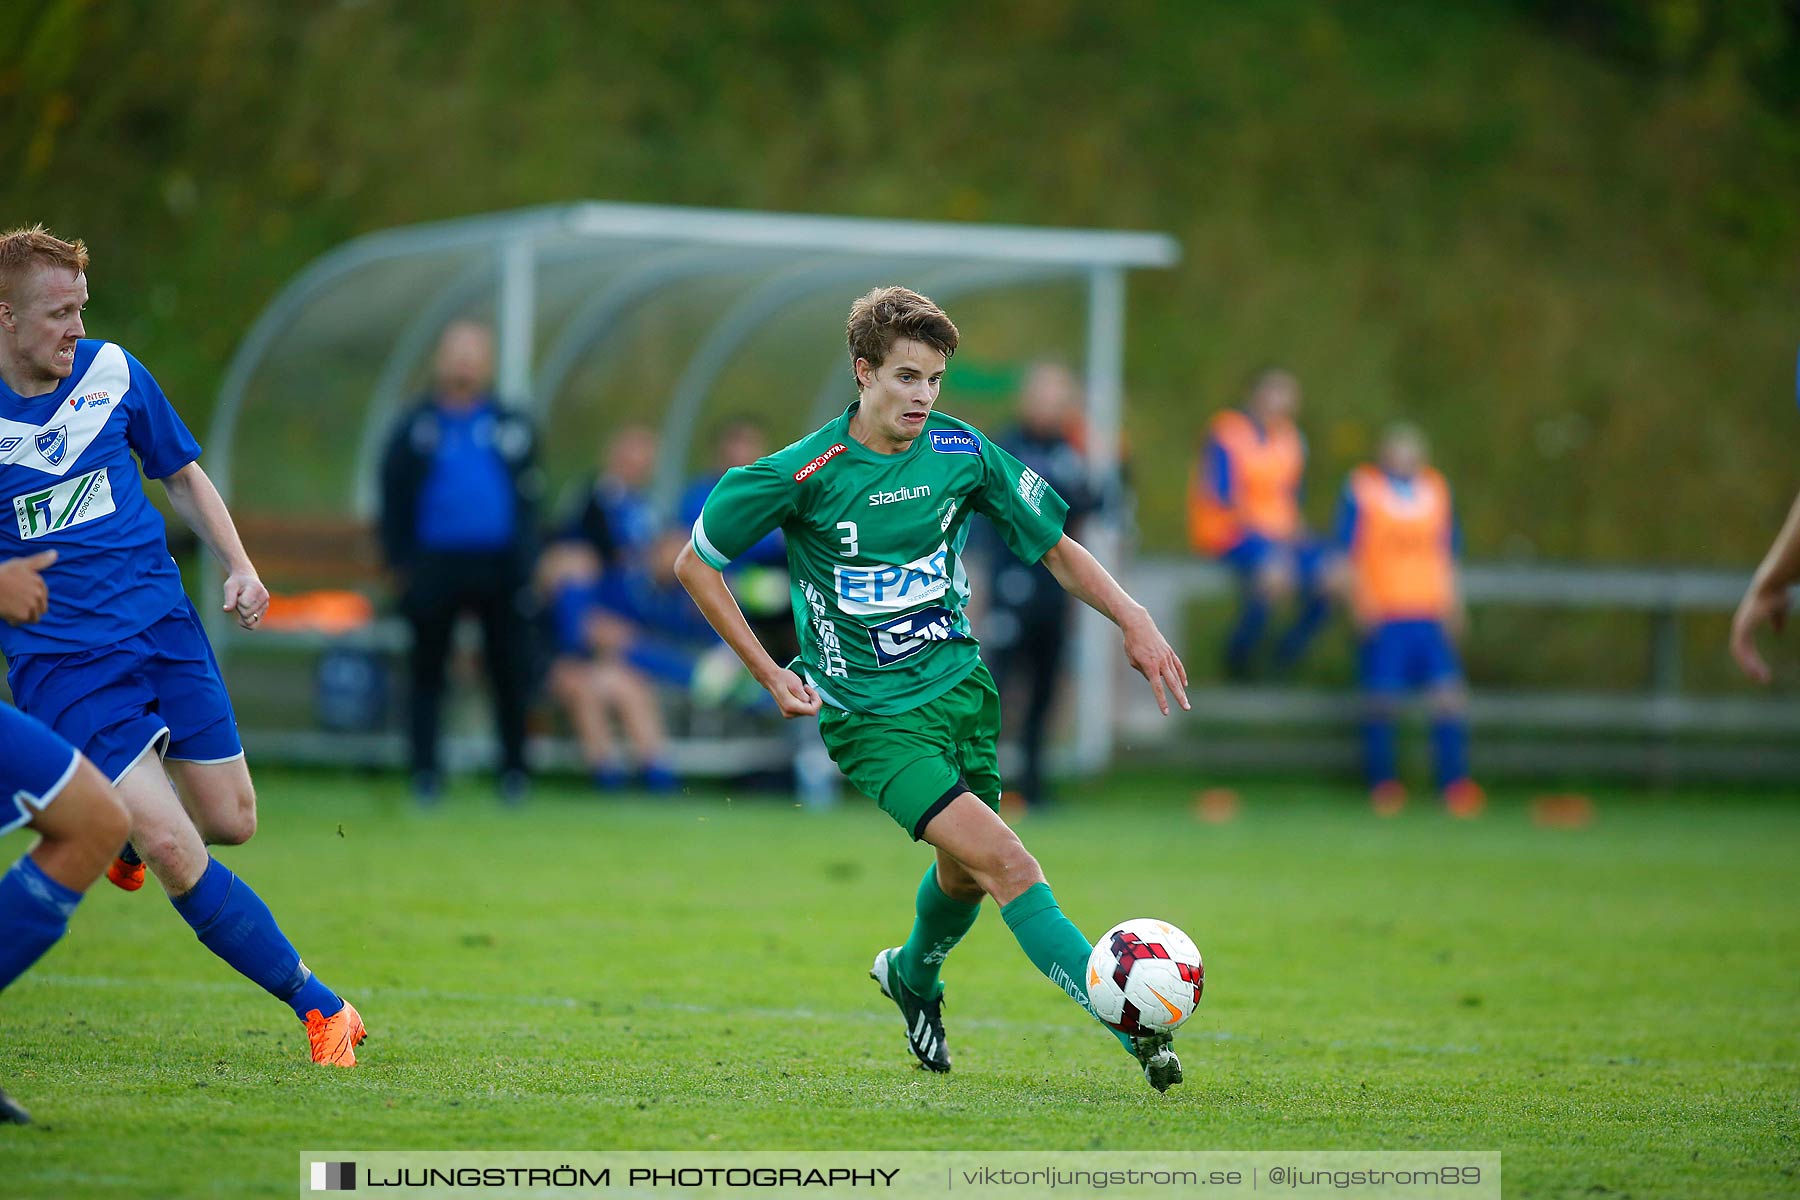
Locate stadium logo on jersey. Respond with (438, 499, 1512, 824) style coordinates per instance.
(794, 443, 848, 482)
(1017, 467, 1048, 515)
(71, 391, 112, 412)
(867, 484, 931, 507)
(867, 605, 967, 666)
(0, 437, 19, 454)
(34, 426, 68, 466)
(928, 429, 981, 456)
(834, 542, 951, 615)
(13, 467, 115, 541)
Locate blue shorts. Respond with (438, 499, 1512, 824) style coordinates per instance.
(1, 705, 82, 837)
(1360, 619, 1462, 694)
(7, 598, 242, 784)
(1220, 533, 1330, 589)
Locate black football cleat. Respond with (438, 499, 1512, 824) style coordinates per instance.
(1131, 1029, 1183, 1093)
(870, 948, 951, 1073)
(1, 1086, 32, 1125)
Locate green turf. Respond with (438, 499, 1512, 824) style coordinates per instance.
(1, 771, 1795, 1199)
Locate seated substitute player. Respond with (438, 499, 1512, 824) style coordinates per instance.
(1188, 367, 1332, 678)
(1332, 423, 1483, 818)
(0, 225, 367, 1065)
(542, 533, 689, 793)
(0, 554, 133, 1126)
(676, 287, 1193, 1092)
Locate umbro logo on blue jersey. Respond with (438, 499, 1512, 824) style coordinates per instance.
(71, 391, 112, 412)
(927, 429, 981, 455)
(35, 426, 67, 466)
(0, 437, 20, 454)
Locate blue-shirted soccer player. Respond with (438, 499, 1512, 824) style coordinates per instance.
(0, 225, 367, 1066)
(0, 551, 134, 1124)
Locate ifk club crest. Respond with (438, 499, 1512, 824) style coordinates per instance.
(35, 426, 67, 466)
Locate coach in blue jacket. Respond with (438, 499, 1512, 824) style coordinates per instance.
(379, 321, 542, 804)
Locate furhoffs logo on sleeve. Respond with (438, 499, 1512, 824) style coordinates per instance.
(793, 443, 848, 482)
(34, 426, 67, 466)
(310, 1161, 356, 1191)
(927, 429, 981, 455)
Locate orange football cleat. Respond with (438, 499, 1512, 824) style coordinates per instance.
(1369, 781, 1407, 818)
(1443, 779, 1487, 820)
(106, 855, 145, 892)
(305, 1001, 368, 1067)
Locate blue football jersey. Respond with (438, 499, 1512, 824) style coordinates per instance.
(0, 340, 201, 656)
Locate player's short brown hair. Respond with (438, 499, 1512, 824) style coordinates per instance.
(0, 224, 89, 301)
(846, 286, 959, 384)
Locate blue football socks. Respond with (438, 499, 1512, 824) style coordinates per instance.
(1432, 716, 1471, 789)
(170, 857, 343, 1021)
(1363, 715, 1399, 787)
(1225, 594, 1271, 676)
(0, 855, 82, 993)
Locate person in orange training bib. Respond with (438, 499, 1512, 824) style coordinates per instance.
(1333, 423, 1483, 818)
(1189, 368, 1331, 679)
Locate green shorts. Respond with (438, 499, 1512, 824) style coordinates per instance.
(818, 663, 1002, 840)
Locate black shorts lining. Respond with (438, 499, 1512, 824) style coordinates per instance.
(911, 775, 974, 841)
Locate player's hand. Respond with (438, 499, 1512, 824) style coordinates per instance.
(1729, 577, 1789, 684)
(762, 667, 822, 719)
(0, 550, 57, 626)
(223, 570, 271, 631)
(1122, 607, 1190, 716)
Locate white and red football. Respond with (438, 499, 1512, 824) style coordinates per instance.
(1086, 918, 1204, 1035)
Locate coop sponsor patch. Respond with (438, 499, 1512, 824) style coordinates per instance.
(794, 443, 848, 482)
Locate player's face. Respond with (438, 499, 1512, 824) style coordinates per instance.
(1252, 376, 1299, 422)
(855, 339, 947, 450)
(431, 323, 494, 409)
(607, 427, 658, 487)
(1019, 364, 1077, 435)
(1381, 433, 1426, 477)
(2, 266, 87, 390)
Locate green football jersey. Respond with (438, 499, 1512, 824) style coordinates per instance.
(691, 402, 1070, 715)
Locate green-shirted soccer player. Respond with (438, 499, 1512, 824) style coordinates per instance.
(675, 286, 1192, 1091)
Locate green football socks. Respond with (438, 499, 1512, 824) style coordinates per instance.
(894, 864, 982, 998)
(1001, 881, 1136, 1053)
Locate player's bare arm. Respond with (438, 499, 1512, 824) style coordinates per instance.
(1040, 534, 1190, 716)
(674, 542, 820, 717)
(161, 460, 269, 630)
(1730, 487, 1800, 683)
(0, 550, 57, 626)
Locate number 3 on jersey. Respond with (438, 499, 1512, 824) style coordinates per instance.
(837, 520, 858, 557)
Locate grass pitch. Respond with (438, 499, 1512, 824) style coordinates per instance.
(0, 770, 1794, 1198)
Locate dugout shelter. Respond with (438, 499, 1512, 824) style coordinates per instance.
(206, 203, 1180, 774)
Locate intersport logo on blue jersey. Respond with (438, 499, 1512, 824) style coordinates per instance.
(927, 429, 981, 455)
